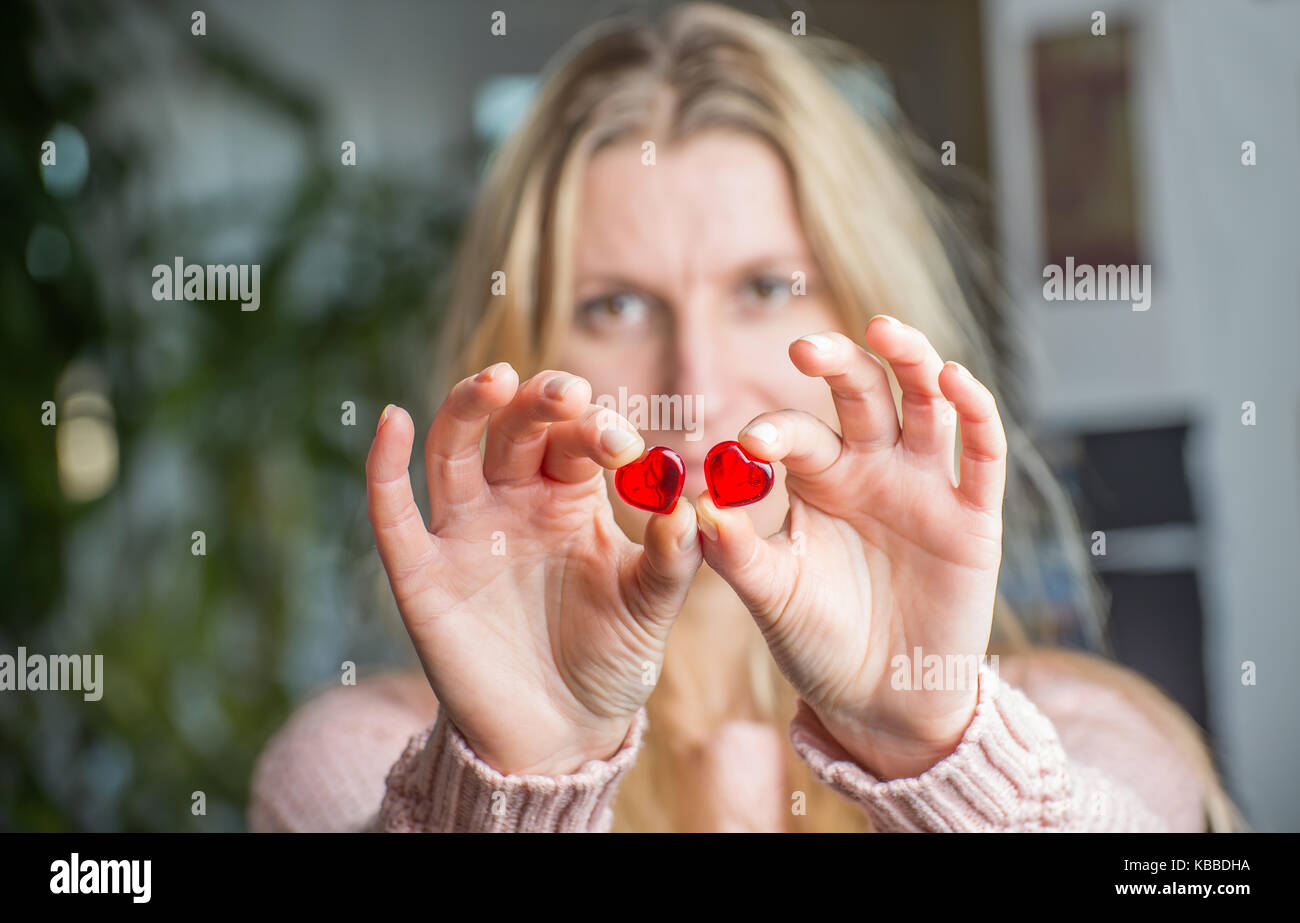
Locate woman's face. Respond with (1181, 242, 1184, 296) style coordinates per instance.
(556, 130, 847, 539)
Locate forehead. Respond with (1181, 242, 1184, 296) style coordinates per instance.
(574, 131, 810, 282)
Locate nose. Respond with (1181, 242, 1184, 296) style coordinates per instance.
(666, 293, 729, 432)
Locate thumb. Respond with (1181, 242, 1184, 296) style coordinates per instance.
(624, 498, 704, 631)
(693, 492, 795, 624)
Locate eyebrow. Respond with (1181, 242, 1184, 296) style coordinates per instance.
(574, 253, 816, 296)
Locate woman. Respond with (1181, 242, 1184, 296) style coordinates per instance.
(248, 2, 1242, 832)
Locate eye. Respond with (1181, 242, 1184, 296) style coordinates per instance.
(740, 274, 793, 313)
(575, 291, 653, 334)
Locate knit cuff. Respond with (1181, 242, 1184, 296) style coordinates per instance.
(380, 707, 648, 832)
(789, 663, 1071, 832)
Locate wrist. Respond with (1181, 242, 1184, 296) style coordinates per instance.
(472, 721, 636, 777)
(514, 740, 626, 776)
(815, 690, 979, 781)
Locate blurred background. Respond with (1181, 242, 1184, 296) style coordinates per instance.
(1, 0, 1296, 831)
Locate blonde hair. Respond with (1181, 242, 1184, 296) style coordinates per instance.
(431, 2, 1242, 832)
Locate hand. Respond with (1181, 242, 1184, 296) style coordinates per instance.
(366, 363, 702, 775)
(693, 316, 1007, 780)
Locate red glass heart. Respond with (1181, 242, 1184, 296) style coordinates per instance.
(705, 440, 774, 508)
(615, 446, 685, 514)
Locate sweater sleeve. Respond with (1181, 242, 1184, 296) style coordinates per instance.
(788, 662, 1193, 832)
(380, 706, 649, 832)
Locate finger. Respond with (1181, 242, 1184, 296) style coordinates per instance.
(788, 331, 899, 450)
(736, 409, 843, 481)
(542, 405, 645, 483)
(482, 371, 592, 484)
(692, 492, 795, 624)
(939, 361, 1008, 512)
(424, 361, 520, 529)
(367, 404, 438, 601)
(862, 314, 952, 458)
(624, 499, 704, 631)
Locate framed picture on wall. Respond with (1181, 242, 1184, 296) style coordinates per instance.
(1032, 24, 1143, 272)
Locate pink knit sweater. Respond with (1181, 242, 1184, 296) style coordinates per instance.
(247, 656, 1209, 832)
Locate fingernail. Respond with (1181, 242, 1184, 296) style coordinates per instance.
(377, 404, 394, 433)
(544, 374, 580, 400)
(475, 362, 508, 382)
(873, 314, 903, 329)
(695, 496, 720, 542)
(677, 505, 698, 551)
(741, 421, 779, 446)
(600, 426, 638, 456)
(952, 361, 973, 380)
(797, 333, 834, 353)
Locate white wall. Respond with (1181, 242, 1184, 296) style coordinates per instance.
(985, 0, 1300, 830)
